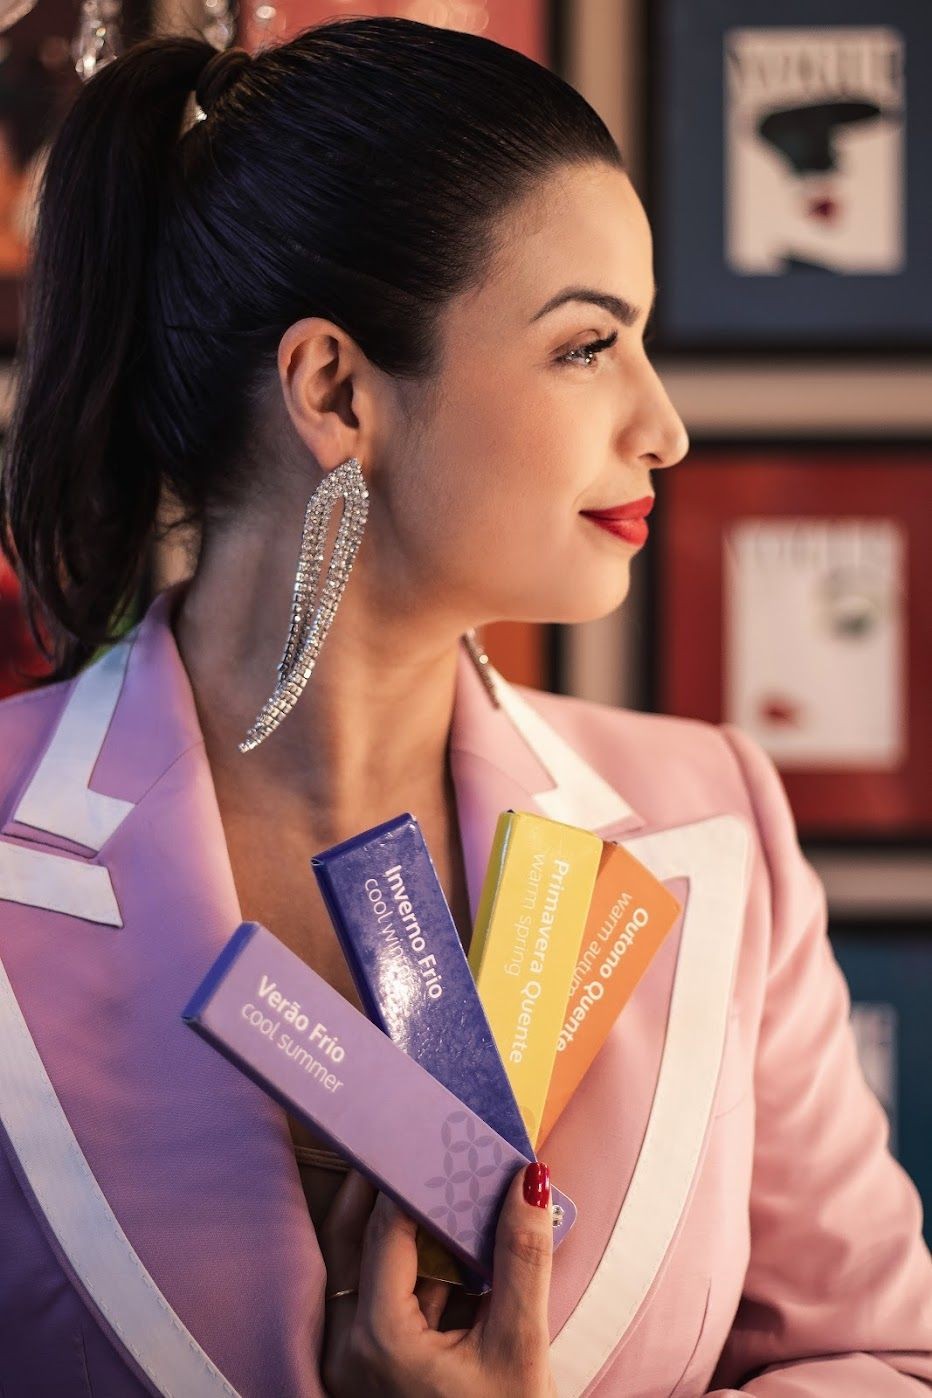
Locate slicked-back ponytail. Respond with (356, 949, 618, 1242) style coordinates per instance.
(0, 37, 215, 678)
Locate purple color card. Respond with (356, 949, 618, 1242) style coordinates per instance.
(182, 922, 577, 1281)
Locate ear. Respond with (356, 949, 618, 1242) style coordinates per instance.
(276, 317, 367, 469)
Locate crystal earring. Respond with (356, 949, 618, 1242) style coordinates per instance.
(238, 456, 369, 753)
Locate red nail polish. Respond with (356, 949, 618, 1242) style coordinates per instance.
(523, 1160, 551, 1208)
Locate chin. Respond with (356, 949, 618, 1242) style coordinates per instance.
(545, 573, 632, 626)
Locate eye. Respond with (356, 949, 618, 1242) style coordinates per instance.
(557, 329, 619, 368)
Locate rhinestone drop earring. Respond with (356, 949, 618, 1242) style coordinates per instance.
(238, 456, 369, 753)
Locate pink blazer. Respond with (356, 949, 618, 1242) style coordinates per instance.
(0, 580, 929, 1398)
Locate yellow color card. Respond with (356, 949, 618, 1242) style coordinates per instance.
(537, 841, 682, 1145)
(467, 810, 602, 1145)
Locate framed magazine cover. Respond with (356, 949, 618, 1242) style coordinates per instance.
(647, 0, 932, 351)
(648, 445, 932, 839)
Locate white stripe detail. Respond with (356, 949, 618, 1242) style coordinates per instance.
(13, 638, 136, 852)
(490, 670, 636, 830)
(548, 814, 752, 1396)
(0, 842, 122, 926)
(0, 945, 242, 1398)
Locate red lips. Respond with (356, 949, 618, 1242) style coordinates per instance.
(581, 495, 654, 521)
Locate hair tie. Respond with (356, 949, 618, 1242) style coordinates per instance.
(195, 45, 252, 115)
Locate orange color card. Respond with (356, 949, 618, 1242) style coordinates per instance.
(537, 842, 682, 1145)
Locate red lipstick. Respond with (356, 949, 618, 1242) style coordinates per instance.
(580, 495, 653, 548)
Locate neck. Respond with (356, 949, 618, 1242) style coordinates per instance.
(171, 534, 468, 842)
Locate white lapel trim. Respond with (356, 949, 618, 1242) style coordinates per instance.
(482, 662, 753, 1393)
(11, 635, 136, 852)
(0, 943, 242, 1398)
(486, 667, 637, 830)
(0, 841, 122, 926)
(548, 814, 752, 1397)
(0, 634, 139, 924)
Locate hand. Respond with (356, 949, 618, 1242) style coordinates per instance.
(318, 1159, 557, 1398)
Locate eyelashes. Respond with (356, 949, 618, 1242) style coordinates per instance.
(556, 328, 619, 368)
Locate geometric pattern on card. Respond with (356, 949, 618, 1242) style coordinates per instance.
(424, 1109, 507, 1246)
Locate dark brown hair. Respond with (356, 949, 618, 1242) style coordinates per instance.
(0, 16, 622, 682)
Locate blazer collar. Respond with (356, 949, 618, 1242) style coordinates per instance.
(2, 578, 646, 922)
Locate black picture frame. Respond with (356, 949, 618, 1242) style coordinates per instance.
(646, 0, 932, 354)
(829, 919, 932, 1246)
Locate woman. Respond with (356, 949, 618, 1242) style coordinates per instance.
(0, 16, 929, 1397)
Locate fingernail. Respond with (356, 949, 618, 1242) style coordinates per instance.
(523, 1160, 550, 1208)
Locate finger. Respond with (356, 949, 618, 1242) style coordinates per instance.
(356, 1190, 420, 1331)
(480, 1160, 554, 1361)
(413, 1275, 451, 1330)
(317, 1167, 377, 1291)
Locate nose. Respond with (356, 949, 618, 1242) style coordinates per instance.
(654, 409, 689, 471)
(635, 362, 690, 471)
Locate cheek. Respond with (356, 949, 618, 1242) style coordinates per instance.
(413, 451, 611, 620)
(435, 435, 579, 564)
(432, 375, 588, 527)
(394, 370, 629, 619)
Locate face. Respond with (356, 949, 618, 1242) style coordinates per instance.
(378, 162, 690, 628)
(278, 163, 689, 633)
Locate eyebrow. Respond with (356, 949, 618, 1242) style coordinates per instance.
(529, 284, 657, 328)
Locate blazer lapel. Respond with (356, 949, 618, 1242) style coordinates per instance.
(0, 586, 751, 1398)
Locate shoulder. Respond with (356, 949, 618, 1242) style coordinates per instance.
(515, 682, 730, 760)
(0, 679, 73, 822)
(510, 682, 756, 814)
